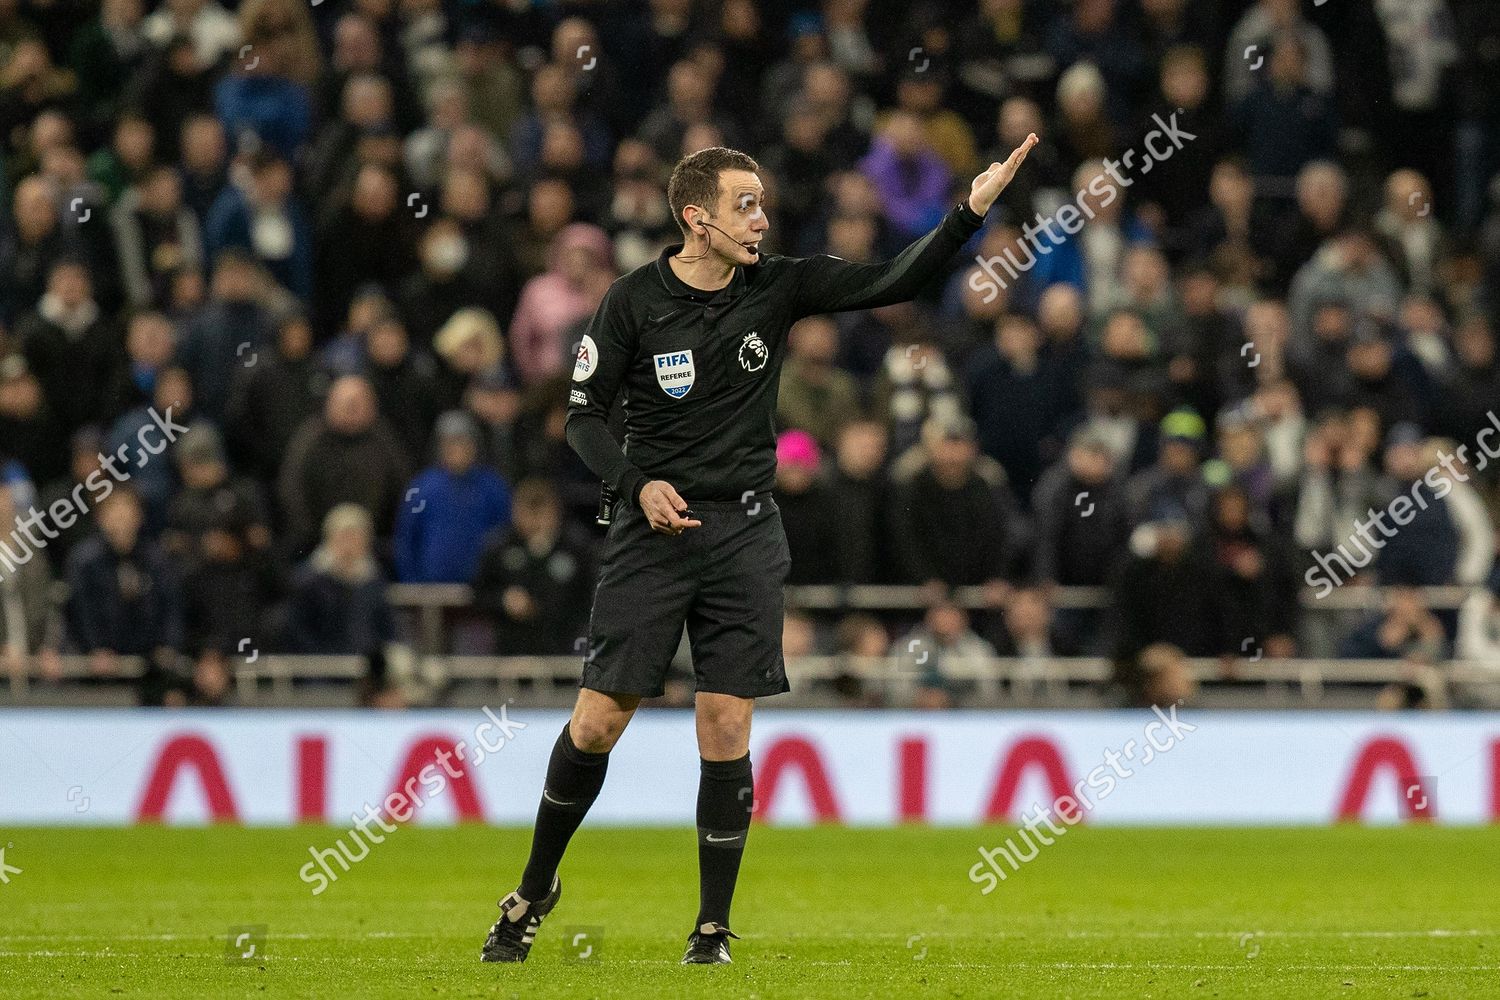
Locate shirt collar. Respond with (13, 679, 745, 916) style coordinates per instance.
(655, 243, 749, 303)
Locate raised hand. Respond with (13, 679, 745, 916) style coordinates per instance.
(966, 132, 1039, 216)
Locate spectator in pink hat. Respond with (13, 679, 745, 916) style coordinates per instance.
(508, 223, 616, 387)
(775, 429, 840, 584)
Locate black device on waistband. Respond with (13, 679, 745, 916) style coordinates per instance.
(596, 483, 617, 526)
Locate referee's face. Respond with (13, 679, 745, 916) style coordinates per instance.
(707, 169, 768, 265)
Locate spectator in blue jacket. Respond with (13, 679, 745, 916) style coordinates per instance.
(965, 314, 1061, 503)
(1030, 160, 1153, 312)
(64, 486, 184, 704)
(107, 367, 197, 536)
(203, 152, 313, 300)
(212, 5, 315, 160)
(1231, 34, 1337, 191)
(1374, 423, 1459, 586)
(394, 410, 512, 583)
(175, 249, 273, 424)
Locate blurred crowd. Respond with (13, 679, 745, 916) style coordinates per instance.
(0, 0, 1499, 707)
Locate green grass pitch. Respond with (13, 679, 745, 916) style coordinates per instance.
(0, 824, 1496, 998)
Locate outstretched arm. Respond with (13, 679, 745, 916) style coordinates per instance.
(788, 133, 1038, 319)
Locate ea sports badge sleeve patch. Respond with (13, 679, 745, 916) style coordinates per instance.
(573, 334, 599, 382)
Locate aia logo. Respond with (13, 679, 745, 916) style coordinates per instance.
(738, 331, 768, 372)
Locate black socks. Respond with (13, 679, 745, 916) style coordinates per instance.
(517, 724, 610, 902)
(695, 753, 753, 929)
(516, 730, 754, 930)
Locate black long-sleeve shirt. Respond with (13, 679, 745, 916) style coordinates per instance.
(566, 201, 984, 502)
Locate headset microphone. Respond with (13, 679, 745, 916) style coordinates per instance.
(700, 220, 759, 256)
(676, 217, 760, 262)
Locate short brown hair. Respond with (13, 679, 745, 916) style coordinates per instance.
(666, 147, 760, 236)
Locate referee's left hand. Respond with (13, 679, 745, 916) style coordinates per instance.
(639, 479, 702, 535)
(966, 132, 1039, 216)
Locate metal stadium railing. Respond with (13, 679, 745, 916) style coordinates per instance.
(3, 585, 1491, 707)
(6, 652, 1497, 710)
(388, 582, 1476, 625)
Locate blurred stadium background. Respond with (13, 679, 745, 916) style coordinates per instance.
(0, 0, 1496, 850)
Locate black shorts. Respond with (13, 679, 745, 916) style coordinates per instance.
(580, 491, 792, 699)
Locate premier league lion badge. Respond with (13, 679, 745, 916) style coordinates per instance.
(738, 331, 768, 373)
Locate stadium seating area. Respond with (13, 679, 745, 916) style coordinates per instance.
(0, 0, 1498, 709)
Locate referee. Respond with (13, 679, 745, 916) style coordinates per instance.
(481, 134, 1037, 965)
